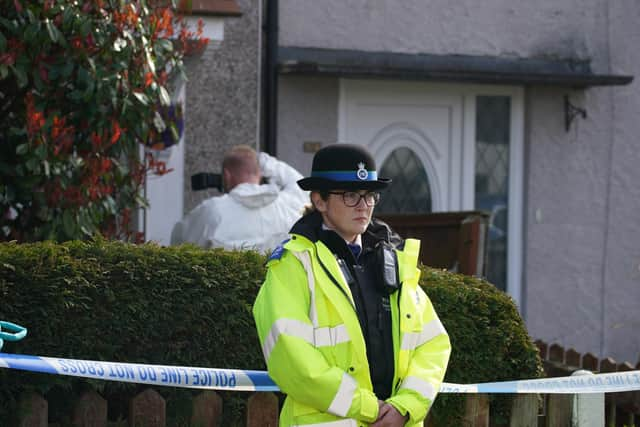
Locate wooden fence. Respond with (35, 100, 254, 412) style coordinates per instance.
(16, 341, 640, 426)
(18, 387, 542, 427)
(378, 211, 489, 277)
(536, 339, 640, 427)
(17, 389, 279, 427)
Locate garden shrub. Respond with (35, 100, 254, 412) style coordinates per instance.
(0, 240, 542, 425)
(422, 268, 543, 426)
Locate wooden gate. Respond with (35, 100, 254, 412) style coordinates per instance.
(377, 211, 489, 276)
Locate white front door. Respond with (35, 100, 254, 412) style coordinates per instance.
(339, 80, 473, 212)
(338, 79, 524, 308)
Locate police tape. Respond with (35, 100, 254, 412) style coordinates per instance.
(3, 352, 640, 394)
(440, 371, 640, 394)
(0, 352, 279, 391)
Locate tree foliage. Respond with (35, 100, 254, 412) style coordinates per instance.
(0, 0, 207, 242)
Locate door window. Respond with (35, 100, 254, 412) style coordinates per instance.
(376, 147, 432, 214)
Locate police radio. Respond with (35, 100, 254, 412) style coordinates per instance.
(375, 242, 400, 294)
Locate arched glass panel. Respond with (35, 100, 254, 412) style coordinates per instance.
(376, 147, 431, 214)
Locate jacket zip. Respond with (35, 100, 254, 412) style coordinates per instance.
(395, 285, 403, 392)
(315, 250, 356, 310)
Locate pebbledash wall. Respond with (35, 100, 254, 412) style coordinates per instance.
(182, 0, 261, 213)
(181, 1, 640, 363)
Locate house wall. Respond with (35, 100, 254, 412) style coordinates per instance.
(279, 0, 606, 67)
(183, 0, 261, 212)
(600, 0, 640, 361)
(525, 1, 640, 363)
(525, 86, 612, 359)
(276, 0, 640, 362)
(277, 76, 339, 176)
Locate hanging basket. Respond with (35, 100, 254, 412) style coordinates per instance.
(145, 102, 184, 151)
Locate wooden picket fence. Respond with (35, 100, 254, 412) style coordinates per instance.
(17, 389, 280, 427)
(9, 385, 591, 427)
(536, 339, 640, 427)
(15, 341, 640, 426)
(18, 387, 541, 427)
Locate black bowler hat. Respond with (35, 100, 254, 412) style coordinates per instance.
(297, 143, 391, 191)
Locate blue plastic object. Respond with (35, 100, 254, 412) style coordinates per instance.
(0, 321, 27, 350)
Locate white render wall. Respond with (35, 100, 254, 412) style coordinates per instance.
(277, 76, 339, 178)
(600, 0, 640, 362)
(280, 0, 608, 69)
(276, 1, 640, 363)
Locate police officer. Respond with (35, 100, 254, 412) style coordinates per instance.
(253, 144, 451, 427)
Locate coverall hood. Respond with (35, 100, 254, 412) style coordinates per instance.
(229, 182, 279, 208)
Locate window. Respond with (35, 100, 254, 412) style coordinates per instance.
(376, 147, 432, 214)
(475, 96, 510, 291)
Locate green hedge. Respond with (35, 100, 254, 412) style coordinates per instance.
(0, 240, 542, 426)
(422, 269, 543, 425)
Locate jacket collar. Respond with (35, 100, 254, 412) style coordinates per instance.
(290, 210, 403, 255)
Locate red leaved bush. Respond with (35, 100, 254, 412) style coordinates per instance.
(0, 0, 208, 242)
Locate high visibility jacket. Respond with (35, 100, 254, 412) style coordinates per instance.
(253, 231, 451, 427)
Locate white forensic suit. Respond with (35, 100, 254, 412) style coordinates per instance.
(171, 153, 308, 253)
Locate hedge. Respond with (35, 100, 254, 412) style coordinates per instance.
(0, 239, 542, 426)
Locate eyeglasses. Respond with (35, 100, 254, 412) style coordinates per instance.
(328, 191, 381, 207)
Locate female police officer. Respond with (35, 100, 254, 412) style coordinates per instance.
(253, 144, 451, 427)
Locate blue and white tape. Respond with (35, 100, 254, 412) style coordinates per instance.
(3, 352, 640, 394)
(441, 371, 640, 394)
(0, 353, 278, 392)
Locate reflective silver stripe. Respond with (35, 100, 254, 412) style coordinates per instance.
(293, 251, 318, 327)
(327, 373, 357, 417)
(314, 324, 350, 347)
(399, 376, 437, 401)
(263, 318, 314, 361)
(293, 252, 352, 348)
(401, 318, 446, 351)
(295, 419, 357, 427)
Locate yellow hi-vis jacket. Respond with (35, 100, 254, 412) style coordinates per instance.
(253, 233, 451, 427)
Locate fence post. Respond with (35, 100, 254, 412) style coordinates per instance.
(581, 353, 599, 372)
(565, 349, 581, 369)
(615, 362, 636, 427)
(546, 394, 572, 427)
(461, 394, 489, 427)
(509, 394, 538, 427)
(600, 357, 617, 426)
(191, 390, 222, 427)
(72, 390, 107, 427)
(571, 370, 603, 427)
(18, 392, 47, 427)
(535, 340, 548, 361)
(129, 388, 166, 427)
(246, 392, 279, 427)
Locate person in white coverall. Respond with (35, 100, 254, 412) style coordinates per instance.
(170, 145, 308, 252)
